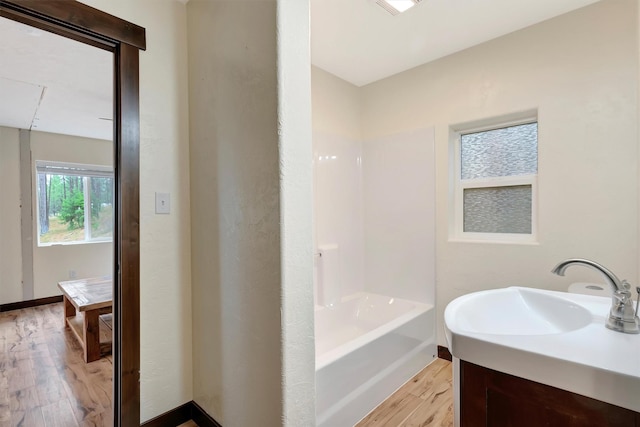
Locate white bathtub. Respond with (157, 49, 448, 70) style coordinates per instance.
(315, 292, 436, 427)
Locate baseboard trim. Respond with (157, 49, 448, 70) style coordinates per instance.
(438, 345, 452, 362)
(141, 401, 222, 427)
(0, 295, 63, 312)
(141, 402, 192, 427)
(192, 400, 222, 427)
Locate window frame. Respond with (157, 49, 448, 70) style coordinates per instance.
(451, 117, 538, 244)
(35, 160, 114, 247)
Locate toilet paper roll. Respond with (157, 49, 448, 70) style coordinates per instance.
(568, 282, 612, 297)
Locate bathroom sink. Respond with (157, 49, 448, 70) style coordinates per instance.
(444, 287, 640, 414)
(445, 287, 592, 336)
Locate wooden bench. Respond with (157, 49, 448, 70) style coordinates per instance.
(58, 276, 113, 363)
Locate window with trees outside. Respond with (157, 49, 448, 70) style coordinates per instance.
(36, 161, 114, 246)
(452, 120, 538, 243)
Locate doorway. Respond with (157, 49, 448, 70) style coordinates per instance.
(0, 1, 145, 425)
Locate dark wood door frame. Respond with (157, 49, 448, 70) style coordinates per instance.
(0, 1, 145, 425)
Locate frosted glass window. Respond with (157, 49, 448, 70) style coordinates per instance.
(461, 122, 537, 180)
(463, 185, 532, 234)
(454, 119, 538, 240)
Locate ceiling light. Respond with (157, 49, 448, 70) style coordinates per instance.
(376, 0, 422, 16)
(388, 1, 414, 12)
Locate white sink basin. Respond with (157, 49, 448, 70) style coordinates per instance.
(444, 287, 640, 414)
(445, 287, 592, 335)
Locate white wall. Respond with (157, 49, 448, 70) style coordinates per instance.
(77, 0, 194, 421)
(360, 0, 638, 345)
(313, 133, 364, 303)
(278, 1, 315, 422)
(0, 126, 23, 304)
(30, 131, 113, 298)
(363, 128, 436, 305)
(312, 68, 436, 306)
(188, 1, 314, 426)
(312, 68, 364, 304)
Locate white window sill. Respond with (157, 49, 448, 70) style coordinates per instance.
(38, 239, 113, 248)
(448, 237, 539, 246)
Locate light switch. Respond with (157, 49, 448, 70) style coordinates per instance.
(155, 192, 170, 214)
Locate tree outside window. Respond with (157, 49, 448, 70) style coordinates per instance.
(36, 161, 113, 245)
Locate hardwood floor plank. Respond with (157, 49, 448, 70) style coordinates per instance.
(416, 368, 452, 405)
(11, 407, 46, 427)
(401, 398, 454, 427)
(7, 367, 35, 393)
(0, 368, 10, 423)
(9, 386, 40, 411)
(60, 363, 107, 424)
(357, 359, 454, 427)
(41, 399, 79, 427)
(32, 353, 59, 380)
(0, 404, 9, 424)
(357, 393, 423, 426)
(86, 363, 113, 410)
(35, 376, 69, 406)
(77, 409, 114, 427)
(0, 303, 112, 426)
(403, 359, 451, 399)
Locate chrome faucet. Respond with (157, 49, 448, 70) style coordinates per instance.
(552, 258, 640, 334)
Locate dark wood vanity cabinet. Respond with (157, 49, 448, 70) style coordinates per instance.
(460, 360, 640, 427)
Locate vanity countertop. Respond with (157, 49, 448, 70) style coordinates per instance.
(445, 287, 640, 412)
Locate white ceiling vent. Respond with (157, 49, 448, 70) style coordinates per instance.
(375, 0, 423, 16)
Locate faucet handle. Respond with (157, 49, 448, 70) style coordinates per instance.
(621, 280, 631, 291)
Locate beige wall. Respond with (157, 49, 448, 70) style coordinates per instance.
(188, 0, 314, 425)
(30, 131, 113, 299)
(312, 67, 362, 140)
(0, 127, 23, 304)
(77, 0, 193, 421)
(358, 0, 638, 345)
(0, 128, 114, 304)
(187, 3, 280, 422)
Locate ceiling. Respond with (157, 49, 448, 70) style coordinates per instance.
(0, 0, 600, 141)
(311, 0, 600, 86)
(0, 17, 112, 141)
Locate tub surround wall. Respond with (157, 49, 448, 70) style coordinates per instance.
(312, 54, 437, 427)
(363, 128, 436, 305)
(359, 0, 638, 345)
(312, 67, 365, 303)
(314, 133, 364, 302)
(312, 71, 436, 307)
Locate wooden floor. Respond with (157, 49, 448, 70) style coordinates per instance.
(0, 302, 451, 427)
(179, 359, 453, 427)
(0, 302, 113, 426)
(356, 358, 454, 427)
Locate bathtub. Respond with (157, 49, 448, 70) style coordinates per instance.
(315, 292, 436, 427)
